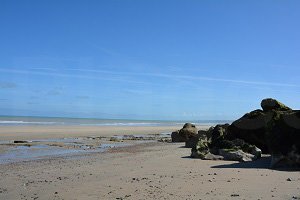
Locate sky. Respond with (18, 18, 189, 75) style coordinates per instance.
(0, 0, 300, 120)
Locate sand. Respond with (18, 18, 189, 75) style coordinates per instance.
(0, 125, 187, 140)
(0, 126, 299, 200)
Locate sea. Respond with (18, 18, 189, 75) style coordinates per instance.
(0, 116, 232, 127)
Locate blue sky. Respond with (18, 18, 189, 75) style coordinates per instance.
(0, 0, 300, 120)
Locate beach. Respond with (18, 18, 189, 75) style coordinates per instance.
(0, 125, 185, 141)
(0, 125, 299, 200)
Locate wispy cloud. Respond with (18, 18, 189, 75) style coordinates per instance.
(123, 89, 152, 95)
(47, 86, 67, 96)
(1, 67, 299, 88)
(66, 68, 300, 88)
(0, 81, 17, 89)
(0, 68, 148, 85)
(76, 95, 90, 99)
(27, 102, 39, 105)
(48, 90, 62, 96)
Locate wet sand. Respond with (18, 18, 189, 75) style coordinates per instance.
(0, 142, 300, 200)
(0, 125, 187, 140)
(0, 126, 299, 200)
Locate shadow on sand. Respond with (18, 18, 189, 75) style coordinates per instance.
(182, 154, 300, 171)
(211, 156, 300, 171)
(211, 156, 272, 169)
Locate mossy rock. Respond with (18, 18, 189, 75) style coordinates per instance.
(191, 138, 210, 159)
(261, 98, 291, 112)
(178, 123, 198, 142)
(210, 124, 230, 143)
(228, 110, 271, 153)
(172, 123, 198, 142)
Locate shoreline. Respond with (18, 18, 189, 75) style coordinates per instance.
(0, 125, 196, 141)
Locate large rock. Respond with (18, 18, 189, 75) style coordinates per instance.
(228, 110, 270, 153)
(261, 98, 291, 112)
(171, 123, 198, 142)
(184, 98, 300, 168)
(266, 110, 300, 168)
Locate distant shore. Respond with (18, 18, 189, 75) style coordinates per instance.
(0, 125, 195, 141)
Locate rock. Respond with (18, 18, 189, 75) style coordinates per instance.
(228, 99, 299, 166)
(185, 130, 207, 148)
(218, 149, 256, 162)
(185, 134, 200, 148)
(190, 125, 262, 161)
(261, 98, 291, 112)
(228, 110, 270, 153)
(267, 110, 300, 168)
(183, 98, 299, 168)
(158, 138, 172, 143)
(13, 140, 29, 144)
(171, 130, 181, 142)
(202, 152, 224, 160)
(211, 124, 230, 143)
(171, 123, 198, 142)
(191, 134, 210, 159)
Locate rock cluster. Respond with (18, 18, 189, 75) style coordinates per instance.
(174, 98, 300, 168)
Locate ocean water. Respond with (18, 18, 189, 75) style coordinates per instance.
(0, 116, 232, 127)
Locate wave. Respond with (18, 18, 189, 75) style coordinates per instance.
(0, 120, 64, 125)
(79, 122, 163, 126)
(0, 117, 231, 127)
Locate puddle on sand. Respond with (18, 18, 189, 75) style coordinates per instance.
(0, 132, 171, 164)
(110, 132, 171, 141)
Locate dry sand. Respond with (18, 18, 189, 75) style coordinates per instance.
(0, 126, 299, 200)
(0, 125, 186, 141)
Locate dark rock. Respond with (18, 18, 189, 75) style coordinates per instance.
(228, 110, 270, 153)
(261, 98, 291, 112)
(190, 124, 261, 161)
(185, 130, 207, 148)
(181, 98, 300, 168)
(185, 134, 200, 148)
(171, 130, 181, 142)
(13, 140, 29, 144)
(183, 123, 196, 129)
(267, 110, 300, 168)
(171, 123, 198, 142)
(211, 124, 230, 143)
